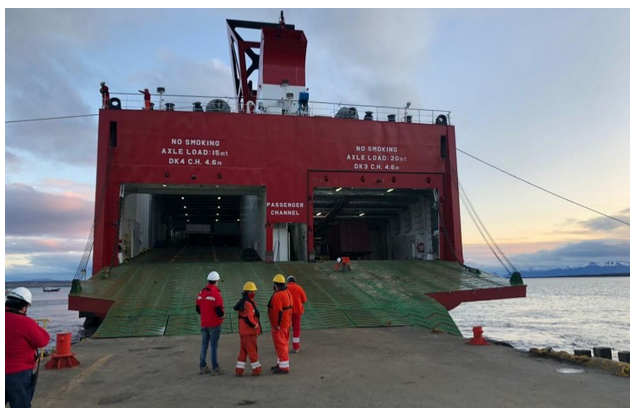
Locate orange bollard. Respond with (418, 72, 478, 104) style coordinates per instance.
(45, 332, 80, 369)
(467, 326, 490, 346)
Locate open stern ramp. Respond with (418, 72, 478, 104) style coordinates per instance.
(73, 251, 524, 339)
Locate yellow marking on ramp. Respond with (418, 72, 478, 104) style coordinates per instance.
(60, 353, 114, 396)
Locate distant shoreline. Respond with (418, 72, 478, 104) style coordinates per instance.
(519, 274, 630, 278)
(5, 281, 72, 289)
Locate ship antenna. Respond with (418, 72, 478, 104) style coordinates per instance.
(279, 11, 285, 28)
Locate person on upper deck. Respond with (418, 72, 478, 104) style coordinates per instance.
(139, 88, 151, 110)
(100, 82, 110, 109)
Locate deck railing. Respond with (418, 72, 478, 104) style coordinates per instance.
(107, 92, 452, 125)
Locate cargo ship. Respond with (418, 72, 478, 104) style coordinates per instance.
(69, 13, 526, 338)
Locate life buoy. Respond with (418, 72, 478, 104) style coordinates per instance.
(108, 97, 121, 110)
(417, 242, 425, 253)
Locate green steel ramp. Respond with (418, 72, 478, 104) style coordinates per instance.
(71, 246, 521, 339)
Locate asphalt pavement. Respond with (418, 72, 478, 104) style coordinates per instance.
(30, 326, 630, 408)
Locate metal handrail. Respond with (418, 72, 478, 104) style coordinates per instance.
(106, 92, 452, 125)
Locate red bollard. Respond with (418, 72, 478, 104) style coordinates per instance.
(467, 326, 490, 346)
(45, 332, 80, 369)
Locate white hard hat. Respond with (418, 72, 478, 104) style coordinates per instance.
(207, 271, 220, 281)
(337, 257, 342, 263)
(7, 287, 33, 305)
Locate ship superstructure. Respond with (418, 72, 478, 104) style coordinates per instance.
(69, 14, 525, 337)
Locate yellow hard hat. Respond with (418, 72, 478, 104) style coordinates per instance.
(243, 281, 258, 291)
(272, 274, 286, 284)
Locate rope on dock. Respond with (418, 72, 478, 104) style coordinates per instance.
(529, 347, 630, 377)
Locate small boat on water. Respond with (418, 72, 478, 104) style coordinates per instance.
(43, 287, 61, 292)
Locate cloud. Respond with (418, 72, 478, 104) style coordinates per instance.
(127, 52, 234, 104)
(39, 178, 96, 200)
(510, 239, 630, 269)
(5, 236, 87, 255)
(464, 238, 630, 272)
(5, 183, 93, 238)
(5, 150, 22, 173)
(578, 208, 630, 231)
(303, 9, 434, 106)
(4, 252, 89, 282)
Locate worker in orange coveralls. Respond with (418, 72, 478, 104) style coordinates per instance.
(268, 274, 293, 374)
(286, 275, 307, 353)
(335, 256, 351, 272)
(233, 281, 262, 377)
(139, 88, 151, 110)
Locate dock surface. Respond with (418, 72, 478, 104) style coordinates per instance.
(31, 327, 629, 408)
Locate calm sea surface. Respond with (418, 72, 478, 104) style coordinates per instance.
(449, 276, 630, 359)
(7, 277, 630, 358)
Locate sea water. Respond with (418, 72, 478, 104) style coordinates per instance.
(449, 276, 630, 359)
(8, 277, 631, 358)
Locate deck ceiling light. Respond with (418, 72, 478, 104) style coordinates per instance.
(358, 212, 365, 217)
(386, 189, 394, 193)
(316, 212, 322, 216)
(335, 187, 343, 192)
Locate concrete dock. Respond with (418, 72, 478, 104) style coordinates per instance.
(30, 327, 629, 408)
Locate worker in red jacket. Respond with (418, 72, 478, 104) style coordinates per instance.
(196, 271, 225, 376)
(139, 88, 151, 110)
(100, 82, 110, 109)
(268, 274, 293, 374)
(232, 281, 262, 377)
(286, 275, 307, 353)
(5, 287, 50, 408)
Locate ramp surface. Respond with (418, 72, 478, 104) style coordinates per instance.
(72, 245, 518, 339)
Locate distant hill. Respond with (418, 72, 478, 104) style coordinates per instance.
(515, 261, 630, 278)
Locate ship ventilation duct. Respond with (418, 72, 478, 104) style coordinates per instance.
(206, 99, 231, 113)
(335, 107, 359, 120)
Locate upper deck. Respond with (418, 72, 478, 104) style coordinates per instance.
(105, 92, 452, 126)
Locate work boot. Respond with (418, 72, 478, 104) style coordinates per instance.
(270, 364, 279, 371)
(272, 367, 289, 375)
(251, 367, 262, 377)
(235, 368, 243, 377)
(199, 365, 211, 375)
(211, 366, 225, 376)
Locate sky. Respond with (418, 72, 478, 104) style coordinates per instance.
(3, 6, 633, 282)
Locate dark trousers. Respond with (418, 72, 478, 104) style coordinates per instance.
(5, 370, 34, 408)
